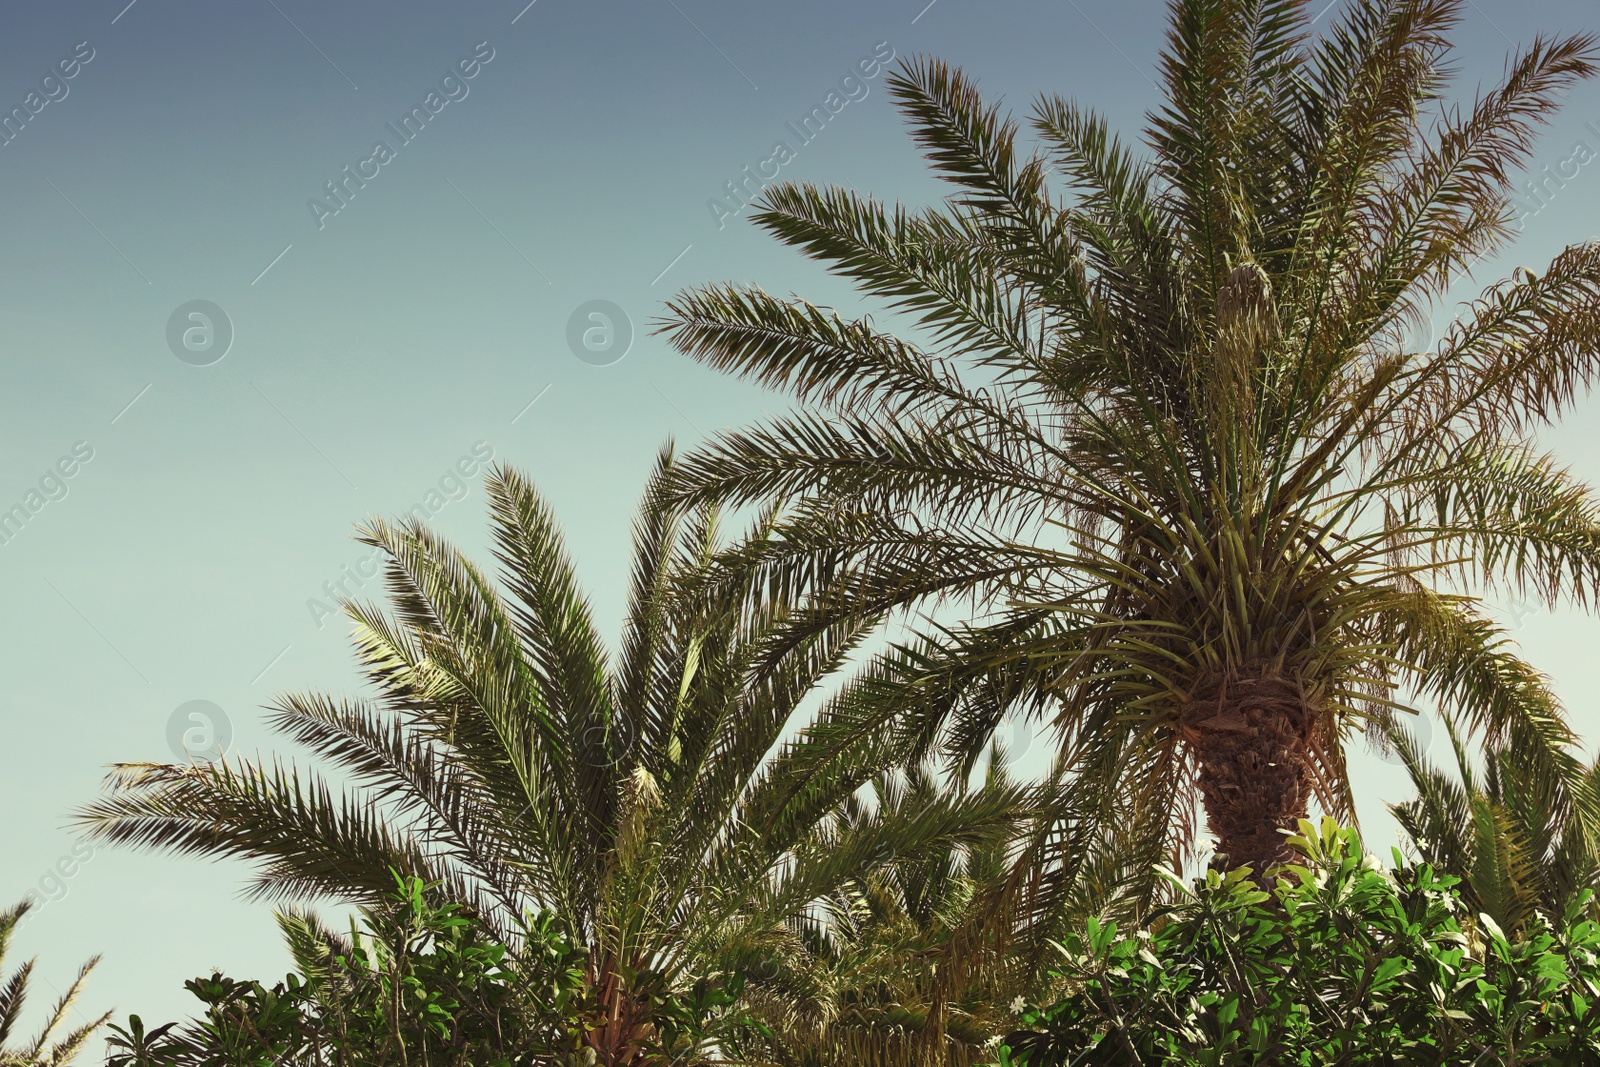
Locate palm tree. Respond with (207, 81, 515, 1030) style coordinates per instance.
(1393, 713, 1600, 939)
(75, 455, 1025, 1066)
(0, 900, 108, 1067)
(742, 747, 1031, 1066)
(657, 0, 1600, 878)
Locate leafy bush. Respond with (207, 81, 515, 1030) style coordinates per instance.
(106, 875, 589, 1067)
(998, 820, 1600, 1066)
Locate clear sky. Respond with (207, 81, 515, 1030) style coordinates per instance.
(3, 0, 1599, 1048)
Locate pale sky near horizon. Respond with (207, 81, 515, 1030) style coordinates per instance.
(3, 0, 1600, 1051)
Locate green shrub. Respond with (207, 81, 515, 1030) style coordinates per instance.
(998, 820, 1600, 1066)
(105, 874, 590, 1067)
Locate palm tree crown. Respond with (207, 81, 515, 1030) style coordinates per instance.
(1394, 714, 1600, 940)
(658, 0, 1600, 878)
(77, 456, 1025, 1065)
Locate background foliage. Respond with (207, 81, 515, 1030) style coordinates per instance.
(1001, 820, 1600, 1066)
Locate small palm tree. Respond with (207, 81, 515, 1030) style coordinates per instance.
(658, 0, 1600, 878)
(0, 900, 108, 1067)
(76, 455, 1025, 1066)
(1393, 714, 1600, 939)
(745, 749, 1029, 1066)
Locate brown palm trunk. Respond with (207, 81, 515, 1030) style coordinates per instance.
(584, 955, 653, 1067)
(1179, 670, 1324, 874)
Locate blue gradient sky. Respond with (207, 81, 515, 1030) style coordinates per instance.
(3, 0, 1600, 1045)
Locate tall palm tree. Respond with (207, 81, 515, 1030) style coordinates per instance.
(0, 900, 107, 1067)
(657, 0, 1600, 878)
(75, 455, 1026, 1066)
(1393, 713, 1600, 940)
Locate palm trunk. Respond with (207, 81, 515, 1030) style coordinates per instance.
(584, 955, 653, 1067)
(1179, 670, 1324, 874)
(918, 970, 949, 1066)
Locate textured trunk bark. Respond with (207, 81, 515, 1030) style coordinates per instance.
(585, 958, 653, 1067)
(1179, 671, 1323, 874)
